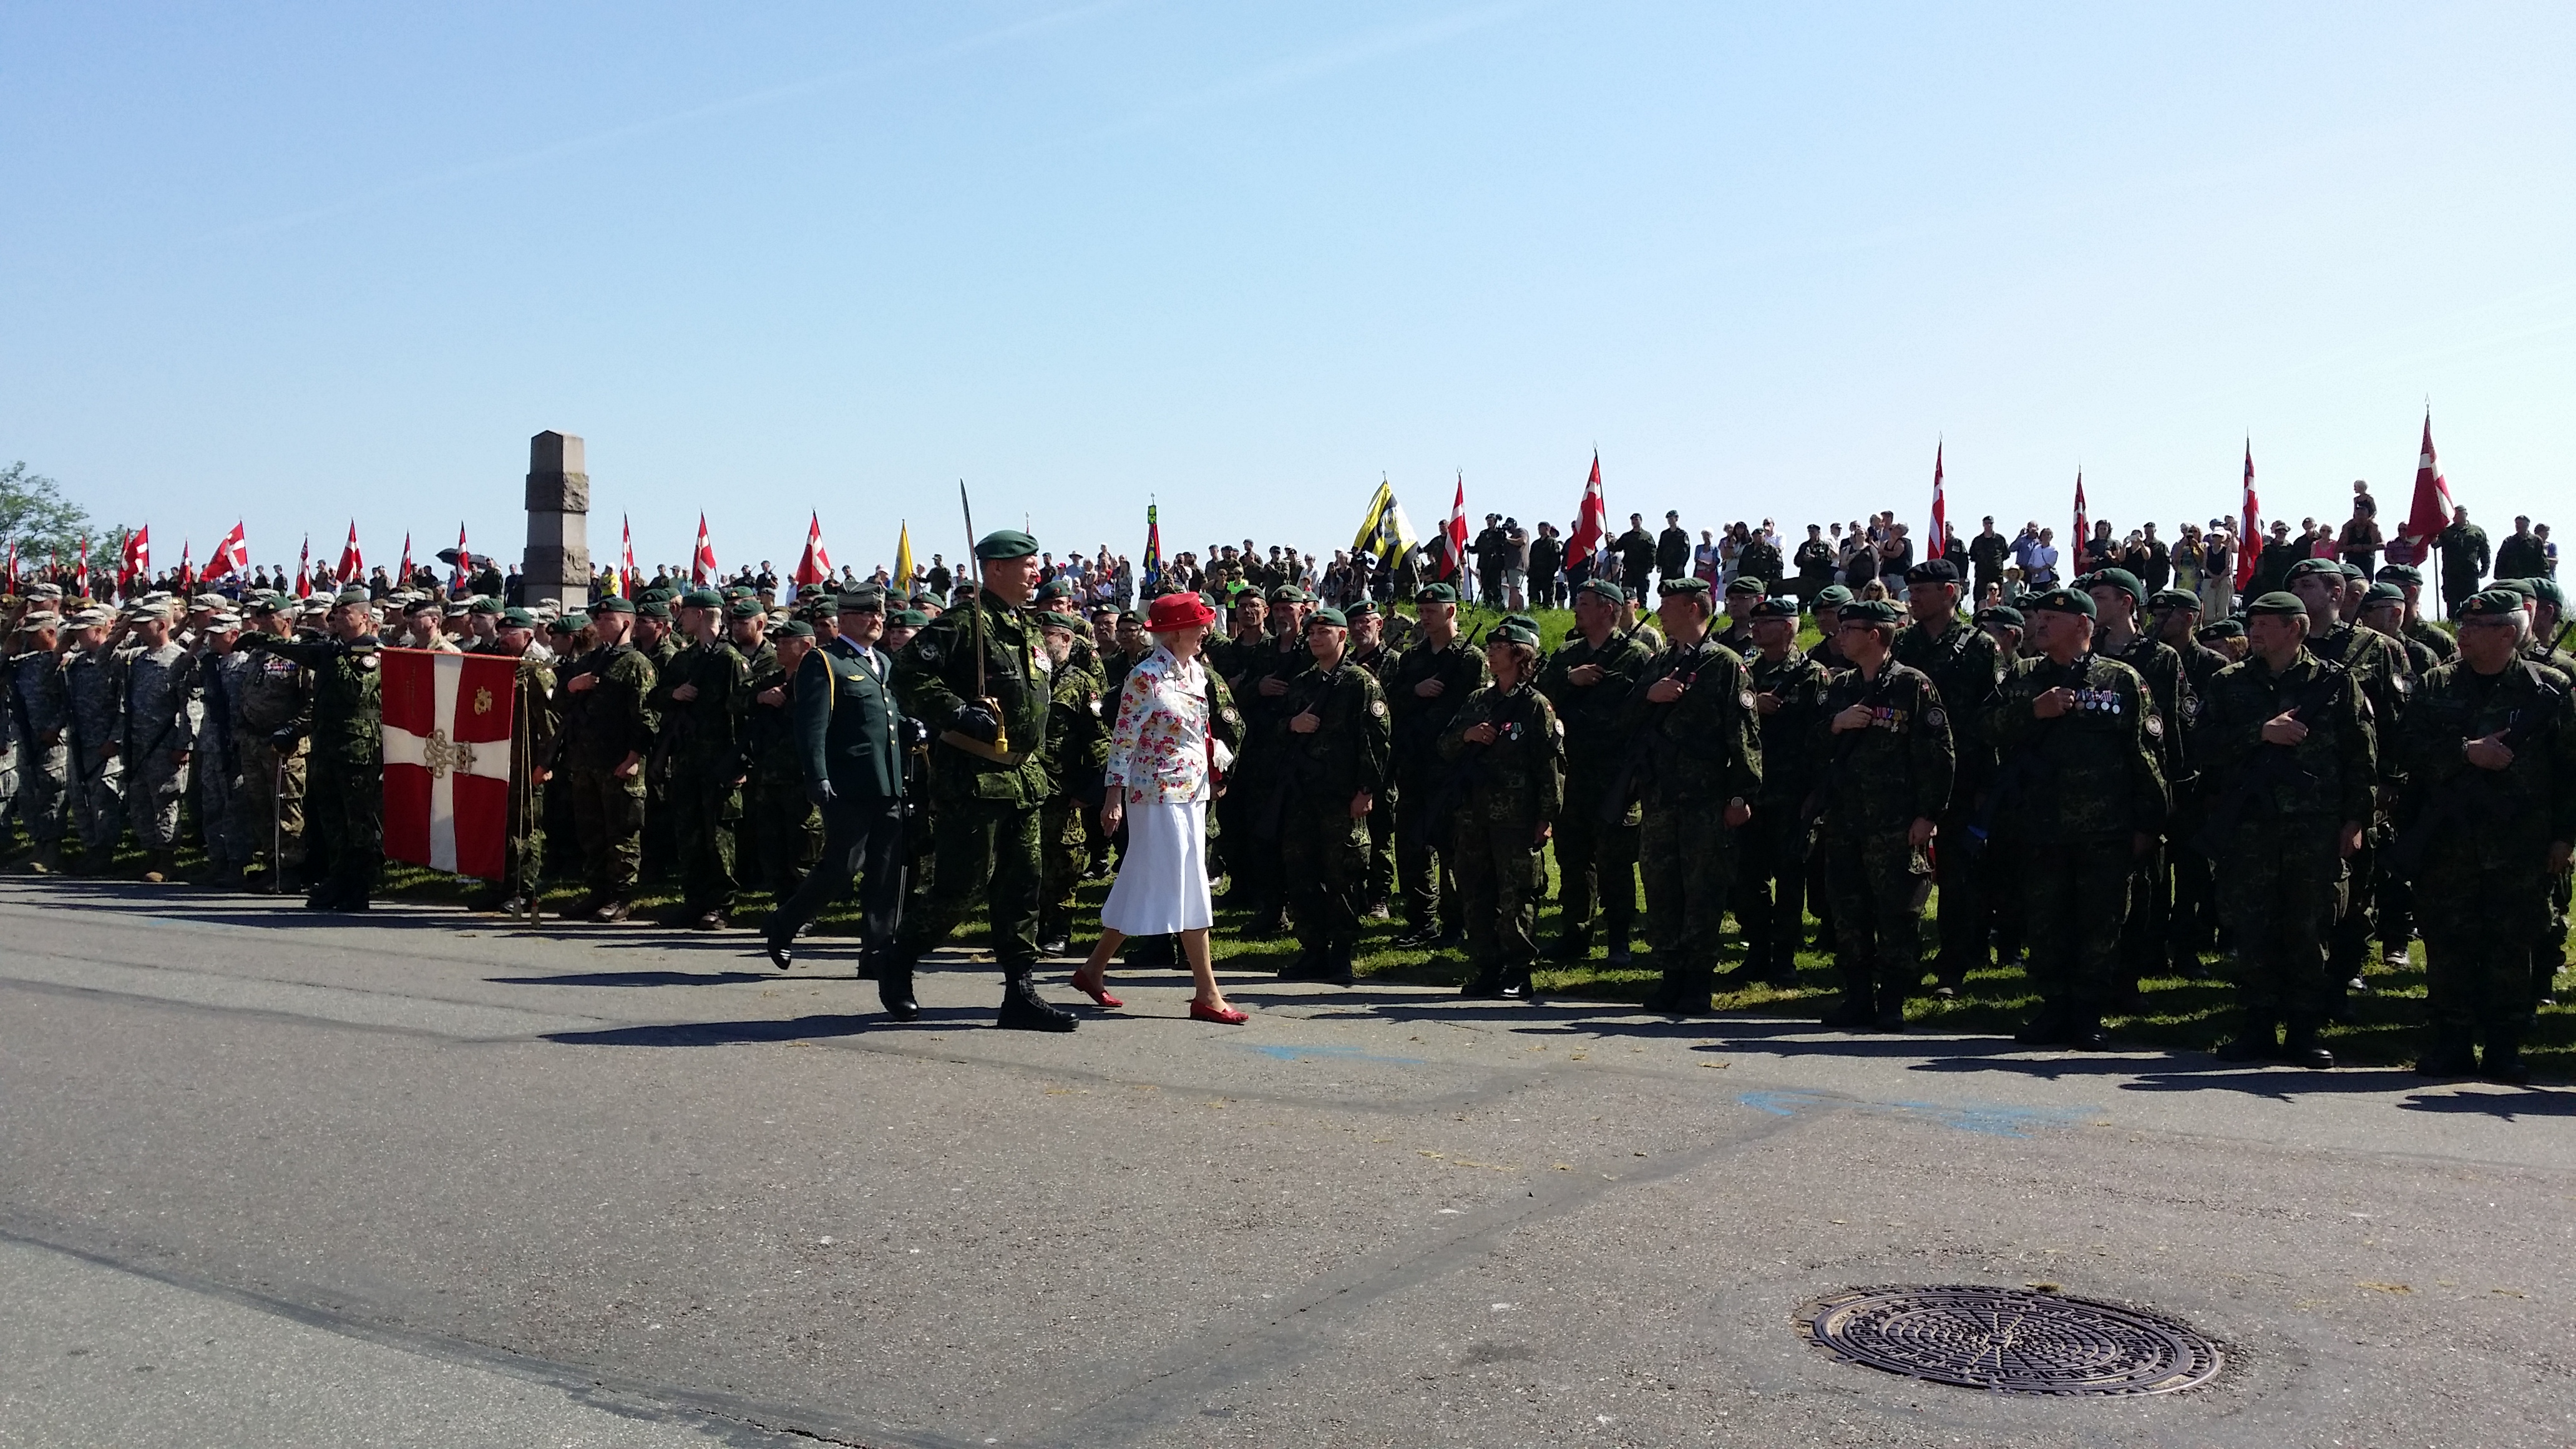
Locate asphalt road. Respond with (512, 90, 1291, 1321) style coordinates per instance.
(2, 877, 2570, 1448)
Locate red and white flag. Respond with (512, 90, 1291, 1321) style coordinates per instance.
(336, 520, 363, 585)
(207, 520, 248, 580)
(2401, 412, 2454, 551)
(1438, 473, 1468, 581)
(178, 540, 193, 593)
(692, 513, 718, 584)
(620, 515, 637, 597)
(2071, 472, 2089, 573)
(1568, 452, 1607, 566)
(381, 648, 518, 879)
(793, 512, 834, 588)
(451, 522, 470, 589)
(2235, 442, 2260, 590)
(76, 537, 90, 598)
(1927, 443, 1948, 559)
(119, 524, 150, 587)
(398, 532, 413, 586)
(295, 536, 313, 598)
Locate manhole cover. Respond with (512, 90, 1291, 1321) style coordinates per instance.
(1798, 1286, 2222, 1396)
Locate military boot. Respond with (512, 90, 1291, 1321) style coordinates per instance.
(2413, 1025, 2477, 1078)
(2481, 1029, 2531, 1086)
(28, 844, 61, 875)
(1603, 922, 1634, 968)
(2215, 1020, 2278, 1062)
(1653, 964, 1714, 1017)
(2012, 1001, 2074, 1046)
(140, 849, 177, 884)
(1818, 994, 1875, 1030)
(1873, 980, 1908, 1033)
(1543, 927, 1591, 963)
(875, 954, 920, 1022)
(1459, 964, 1507, 999)
(1500, 962, 1538, 1001)
(2279, 1017, 2334, 1070)
(997, 973, 1078, 1032)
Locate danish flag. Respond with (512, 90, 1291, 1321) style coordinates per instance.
(1927, 443, 1947, 559)
(381, 648, 518, 879)
(336, 520, 363, 585)
(119, 524, 150, 587)
(295, 536, 313, 598)
(207, 521, 249, 580)
(619, 515, 637, 597)
(2235, 442, 2260, 590)
(692, 513, 718, 584)
(1568, 452, 1608, 565)
(793, 512, 834, 587)
(1438, 473, 1468, 581)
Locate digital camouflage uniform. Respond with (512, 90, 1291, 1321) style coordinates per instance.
(2306, 619, 2410, 992)
(195, 646, 255, 879)
(119, 642, 198, 855)
(1349, 638, 1400, 907)
(504, 651, 559, 902)
(1225, 632, 1317, 925)
(1984, 651, 2168, 1030)
(1039, 635, 1111, 948)
(1436, 675, 1563, 995)
(2398, 653, 2576, 1076)
(2102, 631, 2193, 998)
(228, 638, 311, 887)
(1534, 623, 1654, 959)
(2518, 627, 2576, 1007)
(1267, 656, 1392, 977)
(1812, 660, 1953, 1024)
(1734, 643, 1830, 983)
(556, 639, 658, 906)
(1892, 615, 2000, 983)
(1387, 632, 1490, 936)
(248, 633, 384, 907)
(650, 636, 753, 916)
(2192, 648, 2373, 1043)
(8, 646, 72, 856)
(65, 643, 124, 863)
(1619, 633, 1764, 1012)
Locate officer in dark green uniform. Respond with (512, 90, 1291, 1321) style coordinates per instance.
(2152, 587, 2232, 973)
(650, 589, 754, 928)
(2083, 566, 2191, 1008)
(2192, 592, 2373, 1068)
(1036, 607, 1110, 955)
(1536, 578, 1655, 965)
(746, 617, 822, 900)
(887, 529, 1076, 1031)
(242, 587, 383, 911)
(1619, 577, 1763, 1015)
(2509, 576, 2576, 1009)
(1812, 597, 1953, 1029)
(1732, 594, 1829, 987)
(554, 596, 657, 921)
(1387, 583, 1488, 949)
(1984, 588, 2167, 1048)
(1437, 619, 1563, 999)
(2397, 590, 2576, 1083)
(1269, 607, 1391, 985)
(2287, 556, 2410, 1008)
(1893, 558, 2000, 994)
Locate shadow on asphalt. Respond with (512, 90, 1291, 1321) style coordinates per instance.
(494, 970, 776, 988)
(2396, 1088, 2576, 1118)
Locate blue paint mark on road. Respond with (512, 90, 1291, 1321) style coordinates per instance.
(1739, 1089, 2098, 1138)
(1234, 1043, 1427, 1066)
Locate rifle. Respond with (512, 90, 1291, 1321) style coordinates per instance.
(2188, 662, 2346, 858)
(2386, 672, 2565, 884)
(1598, 639, 1714, 826)
(1957, 653, 2092, 859)
(937, 481, 1016, 763)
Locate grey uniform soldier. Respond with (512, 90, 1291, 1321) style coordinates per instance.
(229, 597, 313, 890)
(117, 603, 199, 882)
(7, 610, 72, 871)
(195, 612, 254, 885)
(64, 609, 126, 869)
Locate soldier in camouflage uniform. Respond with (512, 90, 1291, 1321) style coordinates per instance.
(2193, 592, 2373, 1069)
(887, 530, 1078, 1031)
(63, 607, 125, 870)
(1730, 594, 1828, 987)
(633, 595, 681, 884)
(1536, 578, 1654, 965)
(1386, 583, 1488, 949)
(1437, 619, 1563, 1000)
(243, 588, 384, 911)
(1985, 588, 2167, 1049)
(479, 608, 558, 912)
(744, 617, 822, 902)
(2396, 590, 2576, 1084)
(1036, 607, 1111, 953)
(1619, 577, 1764, 1015)
(2152, 588, 2232, 972)
(2373, 564, 2457, 666)
(1344, 599, 1400, 915)
(554, 595, 658, 922)
(1893, 559, 2001, 994)
(117, 601, 199, 882)
(1812, 598, 1953, 1030)
(193, 610, 253, 886)
(228, 597, 311, 891)
(2286, 557, 2410, 1007)
(651, 590, 756, 927)
(8, 609, 72, 872)
(2082, 567, 2192, 1007)
(1268, 607, 1392, 986)
(1228, 585, 1318, 934)
(2505, 575, 2576, 1009)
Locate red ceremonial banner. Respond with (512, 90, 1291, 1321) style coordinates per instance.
(381, 648, 518, 879)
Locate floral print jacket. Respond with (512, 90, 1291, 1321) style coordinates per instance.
(1103, 647, 1238, 805)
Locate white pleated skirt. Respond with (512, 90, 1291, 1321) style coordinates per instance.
(1100, 799, 1214, 935)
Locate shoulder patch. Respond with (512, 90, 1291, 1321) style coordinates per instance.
(1370, 699, 1388, 719)
(1739, 689, 1757, 711)
(1923, 705, 1946, 730)
(2144, 712, 2163, 738)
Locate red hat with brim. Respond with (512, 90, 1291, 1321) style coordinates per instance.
(1146, 592, 1215, 632)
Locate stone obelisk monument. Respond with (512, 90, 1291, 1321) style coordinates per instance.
(522, 430, 590, 611)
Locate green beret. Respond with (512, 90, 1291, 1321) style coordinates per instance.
(1413, 582, 1458, 605)
(551, 612, 587, 631)
(2457, 589, 2529, 619)
(1342, 598, 1378, 619)
(2026, 587, 2095, 618)
(1723, 575, 1768, 597)
(1657, 576, 1713, 599)
(1033, 579, 1078, 603)
(1903, 559, 1961, 586)
(1491, 621, 1540, 648)
(1267, 584, 1310, 605)
(1812, 583, 1854, 608)
(2149, 588, 2201, 611)
(2520, 577, 2564, 608)
(2362, 582, 2406, 607)
(2283, 557, 2343, 585)
(466, 597, 500, 615)
(1975, 605, 2025, 628)
(1750, 597, 1799, 620)
(1033, 609, 1080, 632)
(680, 588, 722, 609)
(2243, 591, 2307, 618)
(889, 608, 929, 627)
(1501, 613, 1539, 635)
(499, 607, 538, 628)
(637, 587, 675, 605)
(1576, 578, 1627, 607)
(770, 619, 815, 639)
(2082, 568, 2145, 606)
(2196, 618, 2245, 640)
(726, 597, 766, 620)
(2376, 563, 2423, 586)
(975, 529, 1039, 562)
(1306, 607, 1349, 629)
(2337, 560, 2366, 581)
(637, 599, 672, 620)
(2494, 576, 2539, 600)
(1838, 598, 1901, 627)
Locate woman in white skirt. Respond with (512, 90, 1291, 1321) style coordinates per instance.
(1071, 591, 1247, 1023)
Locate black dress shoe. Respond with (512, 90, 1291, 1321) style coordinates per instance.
(1605, 944, 1634, 967)
(2414, 1039, 2476, 1077)
(763, 939, 794, 972)
(997, 977, 1078, 1032)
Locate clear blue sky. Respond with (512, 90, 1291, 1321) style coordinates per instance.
(5, 1, 2570, 577)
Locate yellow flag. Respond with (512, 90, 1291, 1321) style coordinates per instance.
(893, 522, 914, 596)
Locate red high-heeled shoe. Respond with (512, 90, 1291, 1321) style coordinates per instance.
(1070, 969, 1123, 1009)
(1189, 999, 1248, 1025)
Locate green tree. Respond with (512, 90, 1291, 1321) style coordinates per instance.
(0, 461, 93, 557)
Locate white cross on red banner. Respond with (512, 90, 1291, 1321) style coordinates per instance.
(381, 648, 518, 878)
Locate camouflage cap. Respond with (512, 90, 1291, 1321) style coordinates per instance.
(2243, 591, 2307, 618)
